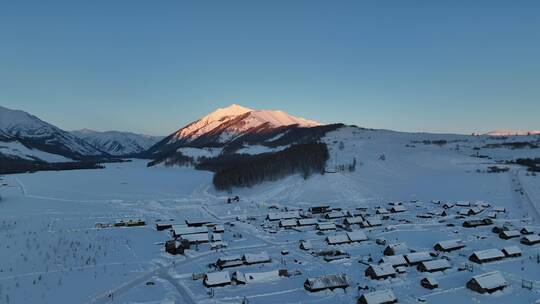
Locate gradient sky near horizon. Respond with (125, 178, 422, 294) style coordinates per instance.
(1, 1, 539, 136)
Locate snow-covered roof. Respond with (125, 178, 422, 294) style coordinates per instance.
(317, 223, 336, 230)
(435, 239, 464, 250)
(502, 246, 522, 256)
(500, 230, 521, 238)
(365, 216, 382, 226)
(243, 252, 271, 264)
(172, 225, 207, 236)
(181, 233, 209, 243)
(327, 234, 350, 245)
(405, 252, 433, 264)
(305, 274, 348, 290)
(376, 207, 389, 214)
(218, 255, 242, 262)
(422, 276, 438, 286)
(347, 230, 368, 242)
(211, 233, 223, 242)
(522, 234, 540, 242)
(204, 271, 231, 286)
(385, 243, 408, 254)
(360, 289, 397, 304)
(471, 249, 505, 261)
(368, 263, 396, 277)
(419, 258, 451, 271)
(380, 255, 407, 266)
(343, 216, 363, 225)
(244, 270, 280, 283)
(280, 219, 298, 227)
(325, 210, 348, 219)
(298, 218, 318, 226)
(470, 271, 507, 290)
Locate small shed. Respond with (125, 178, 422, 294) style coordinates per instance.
(375, 208, 389, 215)
(520, 226, 536, 235)
(365, 264, 396, 280)
(204, 271, 231, 287)
(417, 259, 451, 272)
(466, 271, 507, 294)
(390, 206, 407, 213)
(383, 243, 408, 256)
(463, 218, 493, 228)
(304, 274, 349, 292)
(299, 240, 313, 250)
(421, 277, 439, 289)
(521, 234, 540, 245)
(357, 289, 397, 304)
(502, 246, 522, 258)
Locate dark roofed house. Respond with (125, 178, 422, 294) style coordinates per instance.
(325, 210, 349, 219)
(357, 289, 397, 304)
(463, 218, 493, 228)
(466, 271, 507, 294)
(304, 274, 349, 292)
(309, 205, 331, 214)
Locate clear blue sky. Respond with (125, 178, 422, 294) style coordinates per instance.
(1, 1, 539, 136)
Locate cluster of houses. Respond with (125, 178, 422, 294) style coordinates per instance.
(164, 219, 226, 254)
(492, 225, 540, 245)
(212, 251, 271, 270)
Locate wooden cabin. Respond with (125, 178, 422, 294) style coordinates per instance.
(469, 249, 505, 264)
(304, 274, 349, 292)
(466, 271, 507, 294)
(365, 264, 396, 280)
(357, 289, 397, 304)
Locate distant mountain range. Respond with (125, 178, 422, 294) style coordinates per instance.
(143, 104, 341, 165)
(2, 104, 539, 178)
(71, 129, 162, 156)
(0, 106, 104, 162)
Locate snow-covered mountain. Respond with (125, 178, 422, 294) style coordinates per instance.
(0, 106, 104, 162)
(485, 130, 540, 136)
(71, 129, 162, 156)
(144, 104, 331, 162)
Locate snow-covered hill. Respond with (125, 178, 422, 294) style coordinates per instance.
(145, 104, 327, 161)
(0, 105, 104, 162)
(71, 129, 162, 156)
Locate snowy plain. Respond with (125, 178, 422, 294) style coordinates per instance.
(0, 127, 539, 303)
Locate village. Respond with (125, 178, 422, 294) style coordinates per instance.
(121, 194, 540, 304)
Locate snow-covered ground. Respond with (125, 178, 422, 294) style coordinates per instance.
(0, 141, 72, 162)
(1, 128, 539, 304)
